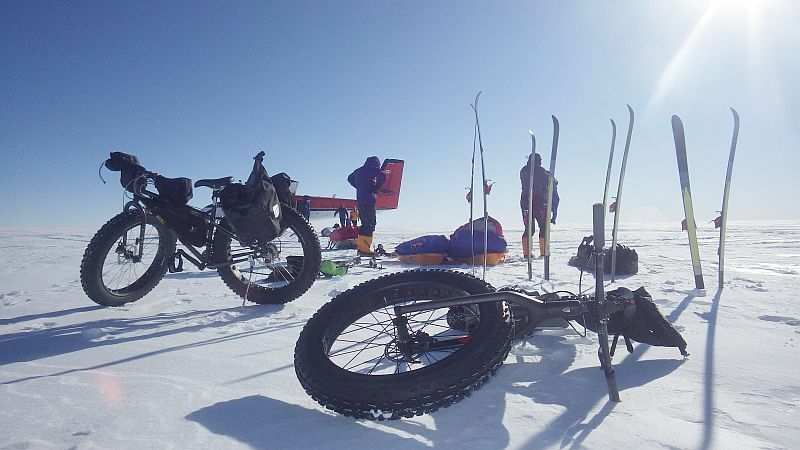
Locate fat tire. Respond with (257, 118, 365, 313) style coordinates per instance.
(80, 210, 176, 306)
(214, 205, 321, 304)
(294, 269, 513, 420)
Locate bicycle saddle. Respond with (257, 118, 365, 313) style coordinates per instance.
(194, 177, 234, 189)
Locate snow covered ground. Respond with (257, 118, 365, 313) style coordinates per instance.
(1, 221, 799, 449)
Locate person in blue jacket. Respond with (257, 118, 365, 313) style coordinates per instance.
(347, 156, 387, 255)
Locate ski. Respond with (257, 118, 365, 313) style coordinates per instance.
(602, 118, 617, 214)
(543, 115, 559, 280)
(527, 130, 536, 281)
(471, 91, 489, 279)
(610, 105, 634, 282)
(468, 107, 478, 277)
(672, 115, 705, 290)
(718, 107, 740, 286)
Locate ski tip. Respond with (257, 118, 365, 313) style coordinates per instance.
(609, 118, 616, 128)
(626, 104, 634, 115)
(730, 107, 739, 120)
(528, 129, 534, 136)
(551, 115, 559, 126)
(671, 115, 683, 126)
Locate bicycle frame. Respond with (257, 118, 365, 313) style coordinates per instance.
(393, 203, 624, 402)
(122, 177, 256, 272)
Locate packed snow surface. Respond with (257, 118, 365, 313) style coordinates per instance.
(1, 221, 799, 449)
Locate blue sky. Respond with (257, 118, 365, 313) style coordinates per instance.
(2, 0, 798, 232)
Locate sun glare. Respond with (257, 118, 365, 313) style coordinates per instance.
(647, 0, 780, 110)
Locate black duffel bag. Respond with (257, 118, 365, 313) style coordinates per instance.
(219, 152, 282, 246)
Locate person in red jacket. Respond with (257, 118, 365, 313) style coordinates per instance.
(520, 153, 559, 257)
(348, 156, 387, 255)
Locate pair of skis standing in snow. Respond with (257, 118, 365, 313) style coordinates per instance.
(471, 96, 739, 288)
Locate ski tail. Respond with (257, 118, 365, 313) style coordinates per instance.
(672, 114, 705, 290)
(375, 159, 405, 210)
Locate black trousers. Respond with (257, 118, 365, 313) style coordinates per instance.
(359, 204, 377, 237)
(522, 209, 546, 238)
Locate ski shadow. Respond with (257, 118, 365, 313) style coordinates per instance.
(0, 305, 103, 326)
(0, 304, 301, 383)
(187, 395, 429, 449)
(699, 287, 723, 450)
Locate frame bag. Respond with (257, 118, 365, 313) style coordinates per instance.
(220, 152, 282, 246)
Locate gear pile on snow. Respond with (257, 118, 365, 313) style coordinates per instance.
(394, 217, 507, 266)
(567, 235, 638, 275)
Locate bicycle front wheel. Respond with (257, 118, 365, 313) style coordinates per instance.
(80, 210, 176, 306)
(294, 269, 513, 420)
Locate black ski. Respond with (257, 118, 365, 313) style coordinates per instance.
(610, 105, 635, 282)
(527, 130, 536, 281)
(672, 115, 705, 290)
(543, 115, 559, 280)
(471, 91, 489, 279)
(602, 118, 617, 214)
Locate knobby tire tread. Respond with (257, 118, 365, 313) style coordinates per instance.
(294, 269, 513, 420)
(80, 210, 175, 306)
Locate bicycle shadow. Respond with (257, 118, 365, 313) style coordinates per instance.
(371, 333, 578, 448)
(1, 304, 301, 384)
(0, 305, 103, 326)
(514, 292, 696, 448)
(163, 271, 221, 280)
(186, 395, 430, 449)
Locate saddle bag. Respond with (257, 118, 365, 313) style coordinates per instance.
(220, 152, 283, 246)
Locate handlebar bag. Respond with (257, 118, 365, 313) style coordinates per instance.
(154, 176, 193, 205)
(220, 158, 282, 246)
(104, 152, 146, 193)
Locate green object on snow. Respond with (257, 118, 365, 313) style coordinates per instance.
(320, 260, 348, 277)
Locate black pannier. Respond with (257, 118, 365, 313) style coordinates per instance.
(577, 287, 688, 356)
(220, 152, 283, 246)
(155, 175, 193, 205)
(270, 172, 294, 206)
(104, 151, 146, 193)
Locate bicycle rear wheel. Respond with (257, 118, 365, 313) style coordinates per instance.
(294, 269, 513, 420)
(213, 206, 321, 304)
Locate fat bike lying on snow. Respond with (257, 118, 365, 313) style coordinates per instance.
(294, 205, 687, 420)
(81, 151, 321, 307)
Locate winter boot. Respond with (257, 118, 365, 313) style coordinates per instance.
(539, 237, 547, 259)
(522, 235, 533, 258)
(357, 235, 374, 256)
